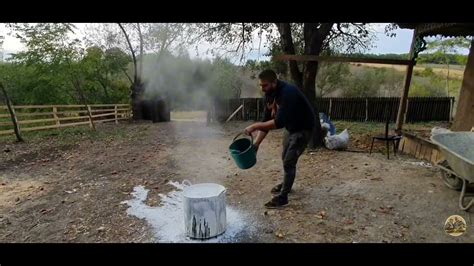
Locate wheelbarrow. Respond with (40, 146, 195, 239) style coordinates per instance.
(431, 132, 474, 211)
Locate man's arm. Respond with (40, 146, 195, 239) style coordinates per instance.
(244, 119, 276, 136)
(253, 130, 267, 150)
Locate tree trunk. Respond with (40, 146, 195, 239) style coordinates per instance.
(275, 23, 334, 149)
(452, 39, 474, 131)
(131, 82, 144, 121)
(0, 82, 23, 142)
(137, 23, 144, 82)
(302, 23, 333, 149)
(98, 79, 110, 102)
(73, 79, 96, 131)
(303, 60, 323, 149)
(118, 23, 144, 120)
(276, 23, 302, 88)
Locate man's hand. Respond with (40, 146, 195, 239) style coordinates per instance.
(244, 124, 258, 136)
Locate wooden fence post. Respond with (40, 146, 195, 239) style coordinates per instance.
(365, 98, 369, 121)
(403, 99, 409, 124)
(242, 99, 245, 120)
(256, 98, 260, 121)
(53, 106, 60, 126)
(115, 105, 118, 124)
(87, 105, 93, 128)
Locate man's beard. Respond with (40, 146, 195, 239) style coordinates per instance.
(265, 89, 276, 98)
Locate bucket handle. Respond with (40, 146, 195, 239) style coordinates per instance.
(233, 131, 254, 144)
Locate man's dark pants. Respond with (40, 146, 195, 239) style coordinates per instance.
(280, 129, 312, 196)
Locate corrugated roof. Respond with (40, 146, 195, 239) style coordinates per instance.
(397, 23, 474, 37)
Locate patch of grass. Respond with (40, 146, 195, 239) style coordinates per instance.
(333, 121, 384, 135)
(332, 121, 449, 136)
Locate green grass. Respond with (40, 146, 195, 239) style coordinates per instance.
(332, 121, 449, 135)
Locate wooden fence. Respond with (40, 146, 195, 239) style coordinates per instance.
(213, 97, 454, 123)
(0, 104, 132, 136)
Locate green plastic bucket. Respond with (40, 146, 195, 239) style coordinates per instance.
(229, 132, 256, 170)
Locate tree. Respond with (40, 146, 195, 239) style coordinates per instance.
(0, 82, 23, 142)
(7, 23, 96, 130)
(197, 23, 375, 147)
(420, 36, 472, 97)
(112, 23, 197, 120)
(316, 62, 351, 97)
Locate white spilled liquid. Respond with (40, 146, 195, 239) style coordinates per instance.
(122, 181, 254, 243)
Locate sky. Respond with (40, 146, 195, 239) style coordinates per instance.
(0, 23, 469, 62)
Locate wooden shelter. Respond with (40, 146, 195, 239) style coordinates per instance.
(397, 23, 474, 132)
(273, 23, 474, 133)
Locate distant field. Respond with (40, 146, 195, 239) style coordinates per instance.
(350, 63, 465, 80)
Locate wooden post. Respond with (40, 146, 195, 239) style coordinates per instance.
(87, 105, 94, 129)
(226, 105, 244, 123)
(452, 39, 474, 131)
(365, 98, 369, 121)
(114, 105, 118, 124)
(404, 98, 409, 124)
(53, 106, 60, 126)
(242, 99, 245, 121)
(256, 98, 260, 121)
(396, 30, 417, 134)
(449, 97, 454, 122)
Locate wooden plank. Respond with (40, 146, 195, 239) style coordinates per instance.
(89, 108, 130, 113)
(92, 113, 116, 118)
(0, 104, 130, 110)
(95, 118, 120, 123)
(399, 138, 406, 152)
(423, 146, 432, 161)
(90, 108, 116, 113)
(0, 121, 13, 126)
(18, 118, 57, 125)
(58, 116, 89, 122)
(226, 105, 244, 122)
(15, 112, 55, 117)
(21, 121, 91, 132)
(431, 149, 439, 164)
(89, 104, 130, 107)
(273, 55, 414, 65)
(0, 129, 14, 135)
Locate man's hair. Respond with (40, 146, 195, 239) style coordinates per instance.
(258, 69, 277, 82)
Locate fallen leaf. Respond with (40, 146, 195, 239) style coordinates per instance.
(370, 177, 382, 181)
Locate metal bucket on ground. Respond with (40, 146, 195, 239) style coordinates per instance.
(183, 181, 226, 239)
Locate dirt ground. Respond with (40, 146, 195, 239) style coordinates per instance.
(1, 117, 473, 243)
